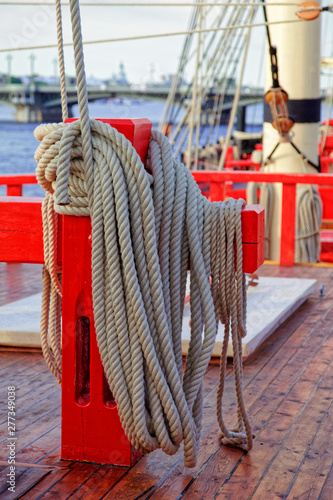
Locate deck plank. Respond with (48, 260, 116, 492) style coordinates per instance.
(0, 263, 43, 307)
(0, 264, 332, 499)
(151, 319, 333, 498)
(286, 398, 333, 499)
(144, 285, 333, 498)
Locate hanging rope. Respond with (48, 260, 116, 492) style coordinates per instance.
(55, 0, 68, 121)
(35, 122, 252, 465)
(36, 0, 252, 467)
(295, 187, 322, 263)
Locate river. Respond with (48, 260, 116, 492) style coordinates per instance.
(1, 98, 331, 197)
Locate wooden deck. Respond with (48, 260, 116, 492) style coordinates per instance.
(0, 262, 333, 499)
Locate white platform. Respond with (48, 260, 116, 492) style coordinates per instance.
(182, 276, 317, 358)
(0, 293, 43, 348)
(0, 277, 317, 356)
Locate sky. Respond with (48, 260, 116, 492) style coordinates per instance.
(0, 1, 332, 89)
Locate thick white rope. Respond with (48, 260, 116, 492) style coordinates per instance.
(247, 181, 322, 262)
(55, 0, 68, 122)
(36, 0, 251, 467)
(35, 121, 252, 465)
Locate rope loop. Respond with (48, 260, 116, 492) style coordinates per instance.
(35, 120, 252, 467)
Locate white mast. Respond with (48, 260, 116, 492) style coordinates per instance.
(263, 0, 321, 261)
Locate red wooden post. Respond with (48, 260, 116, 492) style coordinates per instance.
(0, 143, 265, 466)
(61, 118, 152, 466)
(241, 205, 265, 273)
(7, 185, 23, 196)
(209, 181, 225, 201)
(280, 183, 296, 266)
(0, 196, 47, 264)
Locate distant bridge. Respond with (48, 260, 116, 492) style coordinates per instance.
(0, 82, 264, 123)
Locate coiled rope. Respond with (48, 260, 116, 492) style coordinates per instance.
(35, 0, 252, 467)
(247, 182, 322, 262)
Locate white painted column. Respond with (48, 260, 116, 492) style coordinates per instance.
(263, 1, 321, 261)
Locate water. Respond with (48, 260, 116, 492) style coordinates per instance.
(0, 99, 171, 196)
(0, 99, 331, 197)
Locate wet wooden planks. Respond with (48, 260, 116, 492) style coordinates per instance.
(0, 263, 331, 499)
(0, 263, 43, 308)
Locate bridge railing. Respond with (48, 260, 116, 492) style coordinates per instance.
(0, 174, 38, 196)
(192, 169, 333, 266)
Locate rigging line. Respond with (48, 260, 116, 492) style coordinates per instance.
(209, 5, 251, 142)
(211, 29, 248, 143)
(186, 0, 203, 169)
(0, 2, 301, 7)
(166, 1, 233, 128)
(218, 3, 255, 170)
(166, 0, 249, 123)
(205, 2, 251, 139)
(169, 17, 245, 149)
(55, 0, 68, 121)
(207, 17, 247, 142)
(158, 0, 200, 131)
(169, 4, 250, 146)
(252, 26, 266, 127)
(184, 2, 235, 86)
(164, 0, 237, 128)
(0, 18, 305, 53)
(262, 0, 280, 88)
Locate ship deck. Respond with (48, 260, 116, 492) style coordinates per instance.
(0, 262, 333, 499)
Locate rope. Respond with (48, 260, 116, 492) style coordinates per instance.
(218, 3, 255, 170)
(0, 2, 302, 7)
(55, 0, 68, 122)
(0, 18, 305, 53)
(35, 122, 252, 465)
(35, 0, 252, 467)
(38, 0, 69, 383)
(246, 182, 322, 263)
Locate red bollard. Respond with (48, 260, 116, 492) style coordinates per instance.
(0, 119, 264, 465)
(61, 119, 151, 465)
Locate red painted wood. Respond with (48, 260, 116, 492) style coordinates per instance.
(0, 174, 37, 186)
(61, 118, 151, 466)
(7, 185, 23, 196)
(225, 159, 261, 170)
(191, 170, 333, 185)
(241, 205, 265, 273)
(61, 215, 141, 466)
(320, 156, 333, 174)
(0, 128, 265, 465)
(280, 183, 296, 266)
(0, 196, 45, 264)
(0, 197, 263, 273)
(209, 181, 225, 201)
(65, 118, 152, 165)
(0, 196, 62, 265)
(319, 186, 333, 221)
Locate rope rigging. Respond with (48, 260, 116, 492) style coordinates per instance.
(36, 0, 252, 467)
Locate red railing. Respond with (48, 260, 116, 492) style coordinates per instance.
(2, 170, 333, 266)
(0, 174, 38, 196)
(320, 156, 333, 173)
(192, 170, 333, 266)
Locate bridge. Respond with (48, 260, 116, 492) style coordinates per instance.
(0, 82, 264, 123)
